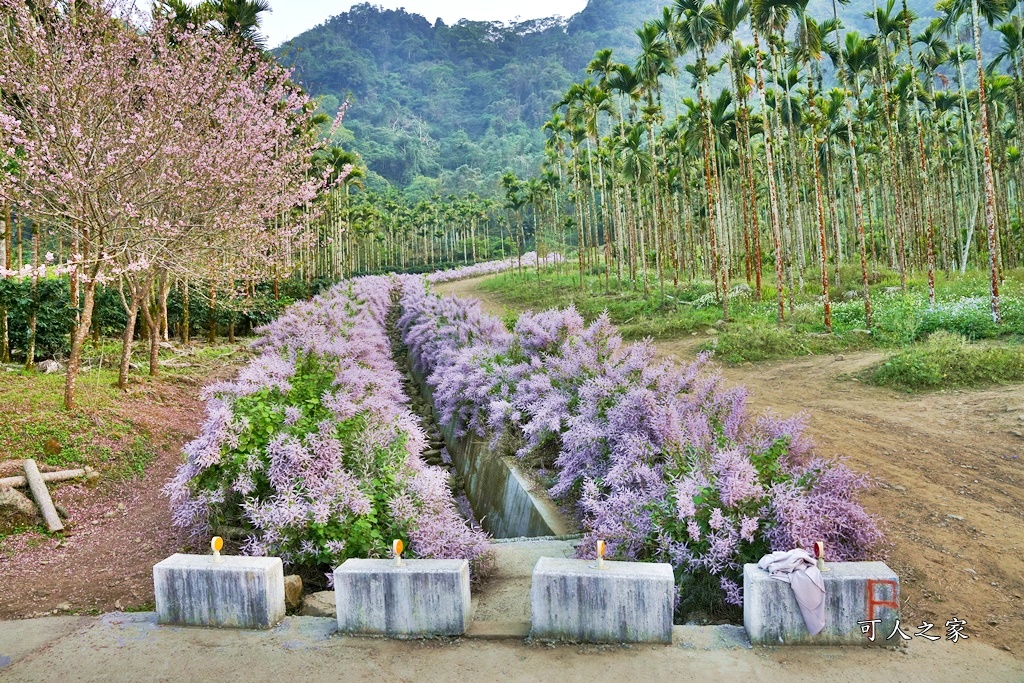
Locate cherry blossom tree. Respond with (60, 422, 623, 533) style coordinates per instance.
(0, 1, 324, 406)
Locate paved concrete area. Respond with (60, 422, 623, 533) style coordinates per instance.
(3, 537, 1019, 681)
(471, 537, 576, 623)
(1, 613, 1021, 682)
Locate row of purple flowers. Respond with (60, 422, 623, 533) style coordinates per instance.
(396, 276, 883, 611)
(166, 276, 491, 577)
(425, 251, 565, 284)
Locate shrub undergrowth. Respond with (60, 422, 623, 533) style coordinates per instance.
(871, 332, 1024, 390)
(166, 278, 493, 581)
(476, 268, 1024, 366)
(398, 277, 883, 620)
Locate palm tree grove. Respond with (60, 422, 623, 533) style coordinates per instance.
(0, 0, 1022, 679)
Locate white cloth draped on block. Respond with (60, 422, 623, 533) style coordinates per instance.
(756, 549, 827, 636)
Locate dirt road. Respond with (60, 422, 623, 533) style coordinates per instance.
(437, 276, 1024, 655)
(0, 358, 244, 620)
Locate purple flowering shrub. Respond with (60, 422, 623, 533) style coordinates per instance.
(165, 277, 492, 578)
(396, 277, 512, 436)
(397, 280, 884, 616)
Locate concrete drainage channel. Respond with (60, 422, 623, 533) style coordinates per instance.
(384, 298, 584, 637)
(386, 298, 575, 541)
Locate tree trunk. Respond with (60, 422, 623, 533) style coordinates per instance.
(142, 284, 160, 377)
(117, 272, 154, 389)
(753, 28, 787, 324)
(972, 0, 1003, 323)
(24, 223, 40, 369)
(181, 277, 190, 345)
(160, 272, 171, 342)
(208, 280, 217, 343)
(64, 270, 99, 411)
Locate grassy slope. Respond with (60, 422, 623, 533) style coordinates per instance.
(475, 264, 1024, 390)
(0, 341, 245, 504)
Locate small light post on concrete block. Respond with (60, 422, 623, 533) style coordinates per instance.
(333, 558, 472, 638)
(530, 557, 675, 644)
(743, 561, 900, 646)
(153, 554, 286, 629)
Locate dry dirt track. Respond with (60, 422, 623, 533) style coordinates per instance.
(0, 359, 244, 620)
(437, 276, 1024, 656)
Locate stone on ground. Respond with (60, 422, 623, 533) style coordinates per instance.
(37, 360, 64, 375)
(0, 486, 40, 532)
(284, 575, 303, 612)
(299, 591, 336, 618)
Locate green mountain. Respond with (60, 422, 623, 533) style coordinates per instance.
(274, 1, 668, 193)
(274, 0, 941, 196)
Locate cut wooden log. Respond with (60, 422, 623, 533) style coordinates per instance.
(0, 467, 94, 489)
(23, 459, 64, 532)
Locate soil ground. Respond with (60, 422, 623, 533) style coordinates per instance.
(437, 276, 1024, 657)
(0, 344, 247, 619)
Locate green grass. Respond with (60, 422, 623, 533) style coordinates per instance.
(120, 601, 157, 613)
(0, 369, 131, 470)
(869, 332, 1024, 391)
(705, 322, 873, 364)
(476, 265, 1024, 368)
(479, 269, 722, 340)
(0, 339, 246, 479)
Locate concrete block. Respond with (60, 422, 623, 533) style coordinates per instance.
(743, 561, 900, 646)
(333, 559, 471, 637)
(530, 557, 674, 643)
(153, 554, 285, 629)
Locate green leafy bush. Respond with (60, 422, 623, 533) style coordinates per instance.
(0, 278, 74, 360)
(871, 331, 1024, 390)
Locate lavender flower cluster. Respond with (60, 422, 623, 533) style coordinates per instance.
(397, 279, 883, 610)
(425, 251, 565, 284)
(165, 277, 492, 574)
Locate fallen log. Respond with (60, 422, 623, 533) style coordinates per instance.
(23, 459, 64, 532)
(0, 466, 95, 489)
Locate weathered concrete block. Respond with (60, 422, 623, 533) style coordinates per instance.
(743, 561, 900, 646)
(530, 557, 674, 643)
(334, 559, 471, 637)
(153, 554, 285, 629)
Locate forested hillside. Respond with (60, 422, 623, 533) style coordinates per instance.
(275, 0, 938, 194)
(273, 1, 667, 191)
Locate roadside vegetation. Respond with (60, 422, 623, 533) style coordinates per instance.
(869, 332, 1024, 391)
(0, 340, 249, 538)
(477, 265, 1024, 389)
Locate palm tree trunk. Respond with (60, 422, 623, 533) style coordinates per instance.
(971, 0, 1003, 323)
(753, 28, 786, 324)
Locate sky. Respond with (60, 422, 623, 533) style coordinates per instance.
(259, 1, 590, 47)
